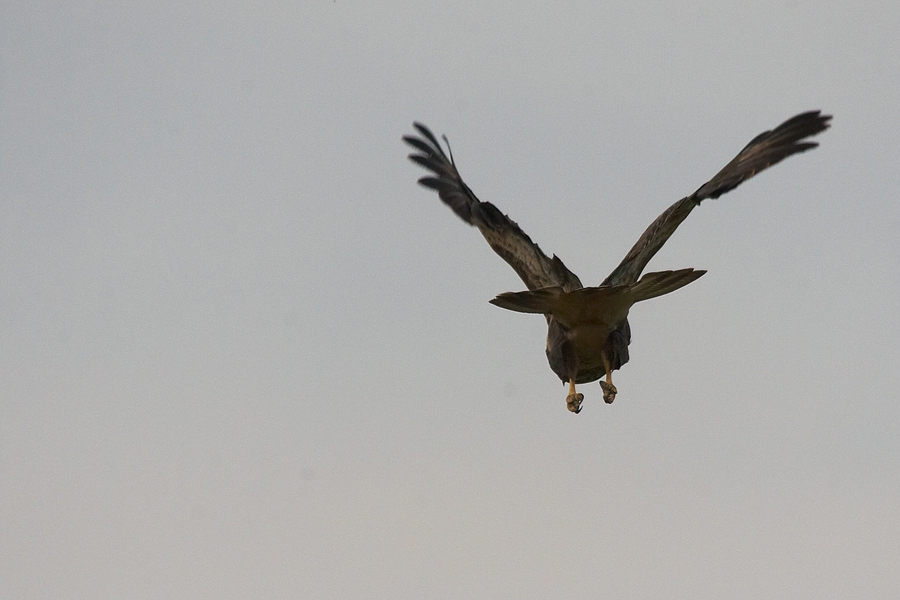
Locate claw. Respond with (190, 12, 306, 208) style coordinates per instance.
(566, 379, 584, 413)
(600, 381, 617, 404)
(566, 392, 584, 413)
(600, 351, 618, 404)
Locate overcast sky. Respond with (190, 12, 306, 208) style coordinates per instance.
(2, 2, 899, 598)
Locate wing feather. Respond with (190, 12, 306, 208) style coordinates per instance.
(404, 123, 582, 291)
(603, 110, 831, 286)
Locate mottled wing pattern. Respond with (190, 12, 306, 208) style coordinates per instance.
(602, 196, 698, 287)
(404, 123, 583, 292)
(603, 111, 831, 287)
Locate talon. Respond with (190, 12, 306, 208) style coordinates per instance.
(600, 351, 618, 404)
(599, 381, 617, 404)
(566, 380, 584, 413)
(566, 393, 584, 413)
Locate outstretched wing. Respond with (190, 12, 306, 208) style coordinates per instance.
(404, 123, 583, 292)
(603, 110, 831, 286)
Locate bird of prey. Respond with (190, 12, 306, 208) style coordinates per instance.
(404, 111, 830, 413)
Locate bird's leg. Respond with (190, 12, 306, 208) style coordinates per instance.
(566, 379, 584, 414)
(599, 351, 618, 404)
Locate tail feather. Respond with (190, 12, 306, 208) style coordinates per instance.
(630, 268, 705, 302)
(489, 286, 563, 314)
(490, 268, 704, 319)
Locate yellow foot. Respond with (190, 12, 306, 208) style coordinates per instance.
(566, 392, 584, 414)
(600, 381, 617, 404)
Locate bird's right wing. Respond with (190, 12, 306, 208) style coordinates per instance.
(404, 122, 583, 292)
(603, 110, 831, 286)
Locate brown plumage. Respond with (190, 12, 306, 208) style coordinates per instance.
(404, 111, 830, 413)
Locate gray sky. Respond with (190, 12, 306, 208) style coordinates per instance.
(2, 1, 899, 598)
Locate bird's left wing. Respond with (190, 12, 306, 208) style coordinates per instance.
(404, 122, 582, 291)
(603, 110, 831, 286)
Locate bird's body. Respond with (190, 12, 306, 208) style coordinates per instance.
(404, 111, 830, 413)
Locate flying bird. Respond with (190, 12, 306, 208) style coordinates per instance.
(404, 111, 830, 413)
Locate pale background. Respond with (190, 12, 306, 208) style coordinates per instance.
(2, 2, 899, 598)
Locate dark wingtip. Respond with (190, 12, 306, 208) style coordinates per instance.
(692, 110, 831, 201)
(789, 110, 832, 139)
(413, 122, 443, 149)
